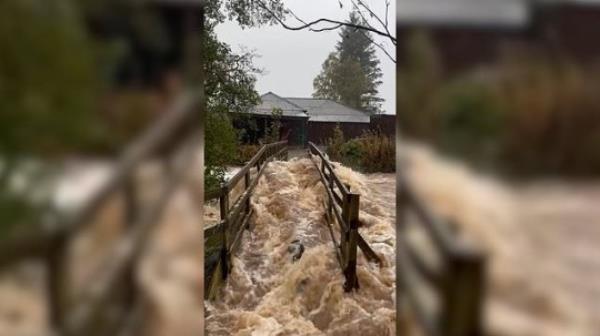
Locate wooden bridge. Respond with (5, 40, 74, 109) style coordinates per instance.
(204, 140, 486, 336)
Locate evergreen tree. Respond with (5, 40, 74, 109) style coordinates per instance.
(313, 11, 383, 113)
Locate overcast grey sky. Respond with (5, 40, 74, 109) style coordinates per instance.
(215, 0, 396, 114)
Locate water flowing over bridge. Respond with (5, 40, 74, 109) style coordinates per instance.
(204, 141, 485, 335)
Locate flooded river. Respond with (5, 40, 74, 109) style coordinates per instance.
(205, 158, 397, 335)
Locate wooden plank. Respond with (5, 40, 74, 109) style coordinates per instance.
(357, 234, 381, 264)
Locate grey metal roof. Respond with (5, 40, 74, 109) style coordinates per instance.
(251, 92, 309, 118)
(397, 0, 530, 27)
(286, 98, 371, 123)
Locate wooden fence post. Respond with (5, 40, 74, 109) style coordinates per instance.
(440, 249, 485, 336)
(123, 176, 138, 309)
(327, 169, 334, 223)
(47, 232, 69, 332)
(343, 193, 360, 291)
(219, 185, 230, 279)
(244, 172, 251, 230)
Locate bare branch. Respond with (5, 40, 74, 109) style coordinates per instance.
(255, 0, 397, 45)
(350, 1, 379, 33)
(288, 8, 343, 33)
(358, 29, 396, 63)
(355, 0, 394, 45)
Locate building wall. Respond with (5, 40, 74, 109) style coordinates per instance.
(307, 122, 371, 145)
(397, 4, 600, 74)
(370, 115, 396, 138)
(536, 5, 600, 64)
(281, 118, 308, 146)
(232, 115, 308, 146)
(397, 26, 525, 73)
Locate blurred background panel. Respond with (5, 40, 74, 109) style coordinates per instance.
(0, 1, 204, 335)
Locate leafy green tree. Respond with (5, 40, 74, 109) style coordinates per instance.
(202, 22, 262, 189)
(313, 11, 383, 113)
(326, 123, 345, 161)
(204, 111, 238, 190)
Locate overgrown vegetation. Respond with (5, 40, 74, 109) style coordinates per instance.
(326, 125, 395, 173)
(205, 112, 238, 191)
(398, 30, 600, 176)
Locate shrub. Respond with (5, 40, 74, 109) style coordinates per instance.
(493, 55, 600, 175)
(339, 138, 362, 167)
(327, 128, 395, 173)
(353, 131, 395, 173)
(397, 29, 600, 176)
(235, 144, 261, 165)
(438, 80, 505, 168)
(326, 123, 345, 161)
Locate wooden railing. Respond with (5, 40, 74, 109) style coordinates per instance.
(308, 142, 381, 291)
(397, 171, 486, 336)
(204, 141, 288, 300)
(0, 92, 202, 336)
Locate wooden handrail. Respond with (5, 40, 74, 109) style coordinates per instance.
(204, 141, 288, 300)
(308, 143, 381, 292)
(308, 142, 350, 197)
(205, 141, 287, 201)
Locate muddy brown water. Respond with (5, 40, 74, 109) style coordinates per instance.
(2, 143, 599, 335)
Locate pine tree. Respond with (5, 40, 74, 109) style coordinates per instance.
(313, 11, 383, 113)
